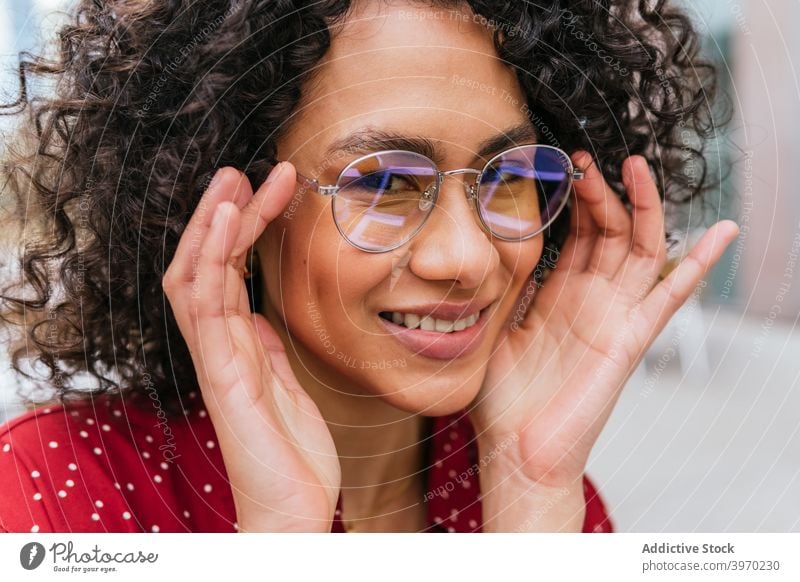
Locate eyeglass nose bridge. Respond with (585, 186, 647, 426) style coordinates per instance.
(418, 168, 481, 212)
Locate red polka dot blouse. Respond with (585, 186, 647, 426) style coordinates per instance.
(0, 391, 613, 533)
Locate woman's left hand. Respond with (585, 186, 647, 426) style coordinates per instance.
(469, 151, 740, 531)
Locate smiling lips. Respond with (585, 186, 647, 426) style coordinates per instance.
(377, 303, 492, 360)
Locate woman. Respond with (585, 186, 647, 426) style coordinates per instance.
(0, 0, 738, 533)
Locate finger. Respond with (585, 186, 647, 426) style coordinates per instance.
(166, 167, 253, 287)
(557, 189, 597, 273)
(615, 155, 668, 297)
(191, 202, 246, 373)
(232, 162, 298, 260)
(637, 220, 739, 342)
(571, 151, 633, 279)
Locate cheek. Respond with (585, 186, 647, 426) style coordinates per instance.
(500, 236, 544, 285)
(261, 212, 390, 343)
(308, 250, 392, 334)
(257, 214, 322, 339)
(498, 238, 544, 297)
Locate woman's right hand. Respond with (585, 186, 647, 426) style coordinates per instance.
(163, 163, 341, 532)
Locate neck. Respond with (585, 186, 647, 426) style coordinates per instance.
(301, 361, 430, 528)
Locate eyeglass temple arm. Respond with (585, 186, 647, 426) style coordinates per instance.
(266, 158, 339, 196)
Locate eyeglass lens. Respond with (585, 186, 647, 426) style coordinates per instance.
(332, 146, 572, 252)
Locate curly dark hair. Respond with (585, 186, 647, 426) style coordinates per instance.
(0, 0, 724, 417)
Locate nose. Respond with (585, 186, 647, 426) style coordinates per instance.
(406, 173, 500, 288)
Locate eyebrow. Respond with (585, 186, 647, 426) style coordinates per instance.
(322, 121, 540, 166)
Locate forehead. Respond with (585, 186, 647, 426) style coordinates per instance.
(283, 2, 530, 160)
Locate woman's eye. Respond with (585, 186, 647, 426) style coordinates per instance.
(484, 165, 528, 185)
(360, 171, 418, 192)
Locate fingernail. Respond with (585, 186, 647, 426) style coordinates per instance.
(265, 162, 285, 185)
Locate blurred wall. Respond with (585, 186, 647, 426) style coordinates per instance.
(733, 1, 800, 319)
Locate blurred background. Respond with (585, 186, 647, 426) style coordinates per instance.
(0, 0, 798, 531)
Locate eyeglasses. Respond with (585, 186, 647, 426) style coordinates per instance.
(274, 144, 583, 253)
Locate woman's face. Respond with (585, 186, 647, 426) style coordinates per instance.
(257, 2, 543, 416)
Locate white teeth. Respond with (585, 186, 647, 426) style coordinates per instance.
(419, 316, 435, 332)
(435, 319, 453, 333)
(386, 311, 480, 333)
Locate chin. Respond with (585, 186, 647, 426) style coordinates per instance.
(369, 372, 484, 416)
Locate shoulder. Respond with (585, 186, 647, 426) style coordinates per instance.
(0, 391, 236, 533)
